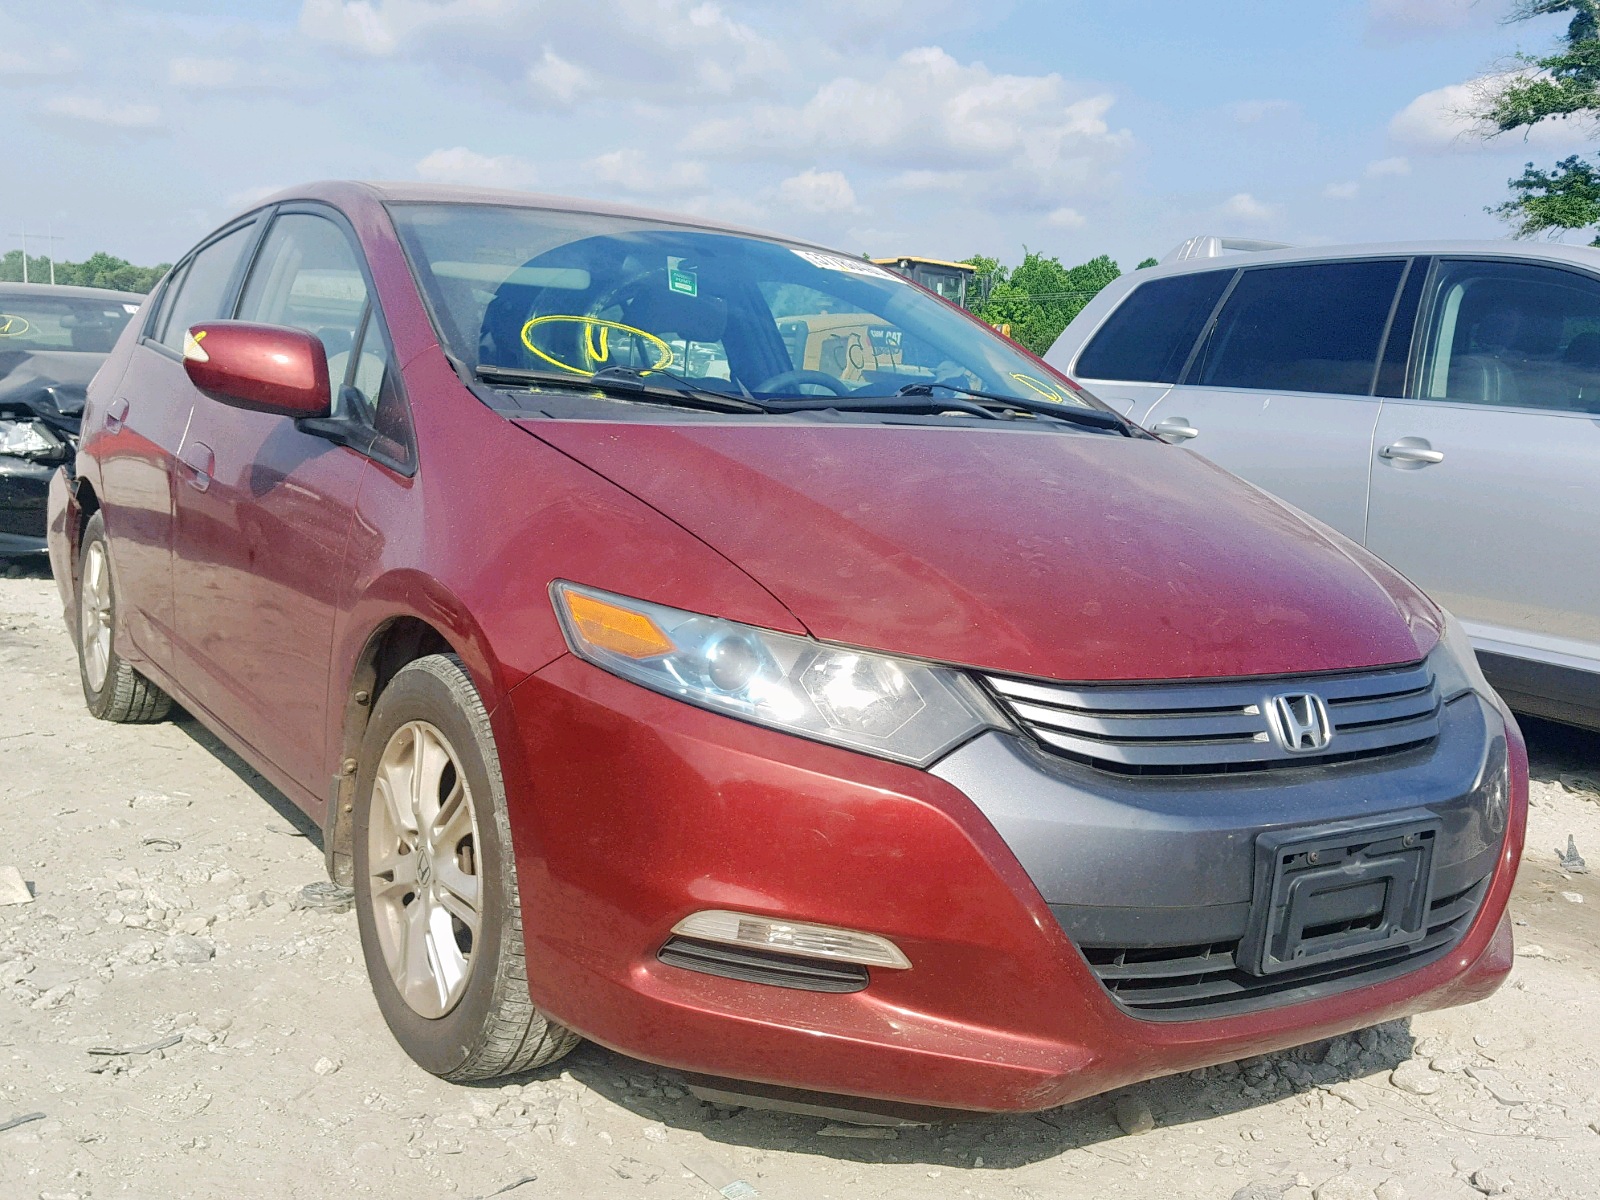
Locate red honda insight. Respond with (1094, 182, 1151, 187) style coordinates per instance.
(47, 182, 1525, 1113)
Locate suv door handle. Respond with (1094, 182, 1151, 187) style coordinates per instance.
(179, 441, 214, 492)
(1379, 439, 1444, 466)
(1151, 417, 1199, 443)
(105, 398, 129, 434)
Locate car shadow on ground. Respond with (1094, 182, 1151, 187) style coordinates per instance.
(502, 1019, 1416, 1169)
(1, 552, 54, 580)
(173, 714, 324, 844)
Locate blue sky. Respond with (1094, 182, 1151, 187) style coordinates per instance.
(2, 0, 1596, 271)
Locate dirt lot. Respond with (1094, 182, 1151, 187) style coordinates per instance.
(2, 557, 1597, 1200)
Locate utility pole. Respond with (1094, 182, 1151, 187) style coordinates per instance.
(5, 225, 65, 285)
(42, 225, 65, 285)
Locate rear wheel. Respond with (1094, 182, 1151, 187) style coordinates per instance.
(352, 653, 578, 1080)
(76, 511, 172, 723)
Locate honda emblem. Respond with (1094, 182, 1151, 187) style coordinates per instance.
(1267, 692, 1333, 753)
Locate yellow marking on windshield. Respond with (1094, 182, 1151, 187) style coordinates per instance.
(1009, 372, 1066, 403)
(520, 315, 676, 377)
(0, 314, 31, 338)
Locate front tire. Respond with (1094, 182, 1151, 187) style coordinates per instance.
(76, 511, 172, 723)
(352, 653, 578, 1080)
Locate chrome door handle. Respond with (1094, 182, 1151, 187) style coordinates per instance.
(1152, 417, 1199, 443)
(1380, 441, 1444, 465)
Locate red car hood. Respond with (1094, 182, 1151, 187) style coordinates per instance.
(523, 421, 1441, 682)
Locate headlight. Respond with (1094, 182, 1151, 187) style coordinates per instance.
(0, 419, 58, 459)
(551, 582, 1006, 765)
(1430, 610, 1493, 702)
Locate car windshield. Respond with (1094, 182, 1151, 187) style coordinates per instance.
(389, 203, 1099, 412)
(0, 292, 139, 354)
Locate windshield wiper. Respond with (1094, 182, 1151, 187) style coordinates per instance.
(893, 381, 1134, 435)
(473, 364, 766, 414)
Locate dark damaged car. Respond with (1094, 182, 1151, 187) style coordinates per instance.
(1, 283, 142, 554)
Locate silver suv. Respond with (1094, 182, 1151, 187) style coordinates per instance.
(1046, 240, 1600, 731)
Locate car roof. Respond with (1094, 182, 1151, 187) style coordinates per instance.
(243, 180, 828, 251)
(0, 281, 146, 304)
(1135, 238, 1600, 283)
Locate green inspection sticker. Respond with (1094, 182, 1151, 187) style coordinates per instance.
(667, 256, 698, 297)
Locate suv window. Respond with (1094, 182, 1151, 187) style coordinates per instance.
(1419, 259, 1600, 414)
(157, 224, 255, 351)
(1074, 270, 1231, 383)
(1191, 260, 1406, 395)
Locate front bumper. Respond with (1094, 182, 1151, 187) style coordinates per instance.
(500, 655, 1526, 1113)
(0, 454, 55, 553)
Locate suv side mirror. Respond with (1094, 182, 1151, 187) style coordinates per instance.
(182, 321, 332, 418)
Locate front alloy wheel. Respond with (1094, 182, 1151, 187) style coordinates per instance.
(351, 653, 578, 1080)
(367, 720, 483, 1018)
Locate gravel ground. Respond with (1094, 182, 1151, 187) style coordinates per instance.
(2, 554, 1598, 1200)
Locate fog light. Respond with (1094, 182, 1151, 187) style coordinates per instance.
(671, 910, 912, 970)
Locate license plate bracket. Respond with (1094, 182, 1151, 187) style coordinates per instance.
(1238, 813, 1440, 977)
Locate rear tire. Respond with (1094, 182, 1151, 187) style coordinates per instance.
(76, 511, 172, 723)
(352, 653, 579, 1080)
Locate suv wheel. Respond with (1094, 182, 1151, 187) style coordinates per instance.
(352, 653, 579, 1080)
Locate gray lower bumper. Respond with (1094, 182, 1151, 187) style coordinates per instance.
(932, 693, 1505, 949)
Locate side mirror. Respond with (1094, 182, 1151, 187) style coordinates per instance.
(181, 321, 332, 418)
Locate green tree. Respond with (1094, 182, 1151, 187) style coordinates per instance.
(1477, 2, 1600, 240)
(1136, 257, 1160, 269)
(962, 250, 1122, 354)
(0, 249, 169, 292)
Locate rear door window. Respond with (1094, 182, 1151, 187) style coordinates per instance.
(157, 224, 255, 351)
(1191, 260, 1406, 395)
(1074, 270, 1232, 383)
(1418, 259, 1600, 413)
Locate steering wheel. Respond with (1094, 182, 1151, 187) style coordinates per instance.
(756, 369, 851, 395)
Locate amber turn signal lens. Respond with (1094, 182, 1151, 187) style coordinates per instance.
(563, 591, 675, 659)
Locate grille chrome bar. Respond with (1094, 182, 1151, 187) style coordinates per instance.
(986, 661, 1439, 774)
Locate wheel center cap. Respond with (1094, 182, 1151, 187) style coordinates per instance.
(416, 853, 433, 890)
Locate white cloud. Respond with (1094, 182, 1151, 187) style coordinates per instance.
(777, 169, 859, 213)
(1229, 99, 1296, 124)
(1388, 79, 1495, 148)
(167, 56, 304, 92)
(299, 0, 785, 102)
(526, 49, 595, 106)
(415, 146, 539, 190)
(1219, 192, 1277, 222)
(42, 95, 160, 129)
(298, 0, 397, 55)
(1365, 155, 1411, 177)
(1389, 74, 1596, 150)
(0, 42, 76, 79)
(1324, 181, 1361, 199)
(1047, 206, 1087, 229)
(683, 47, 1131, 213)
(589, 148, 708, 194)
(1366, 0, 1486, 35)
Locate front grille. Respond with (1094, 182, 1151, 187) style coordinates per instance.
(1080, 876, 1487, 1021)
(657, 937, 869, 993)
(984, 660, 1439, 775)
